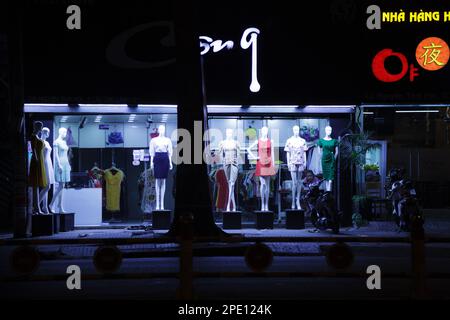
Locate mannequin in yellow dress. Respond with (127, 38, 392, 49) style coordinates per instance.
(28, 121, 48, 214)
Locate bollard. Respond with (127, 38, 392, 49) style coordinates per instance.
(411, 213, 427, 299)
(177, 213, 194, 300)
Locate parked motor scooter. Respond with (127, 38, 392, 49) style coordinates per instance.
(303, 179, 340, 234)
(386, 169, 422, 232)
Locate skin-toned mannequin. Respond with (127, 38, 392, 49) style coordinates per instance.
(247, 126, 276, 211)
(318, 125, 339, 192)
(285, 125, 308, 210)
(29, 121, 46, 214)
(50, 127, 71, 213)
(218, 128, 241, 212)
(150, 125, 173, 211)
(39, 127, 55, 214)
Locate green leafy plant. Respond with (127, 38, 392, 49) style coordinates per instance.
(364, 164, 379, 171)
(339, 131, 380, 170)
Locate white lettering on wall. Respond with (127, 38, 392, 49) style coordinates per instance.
(240, 28, 261, 92)
(200, 27, 261, 93)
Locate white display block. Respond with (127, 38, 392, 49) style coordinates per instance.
(64, 188, 102, 226)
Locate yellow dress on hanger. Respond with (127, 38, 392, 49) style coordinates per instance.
(104, 169, 124, 212)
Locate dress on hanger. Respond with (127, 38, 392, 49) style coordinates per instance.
(28, 135, 48, 187)
(317, 138, 339, 181)
(104, 169, 124, 211)
(255, 139, 276, 176)
(88, 167, 104, 188)
(138, 168, 156, 213)
(308, 145, 322, 175)
(215, 168, 228, 211)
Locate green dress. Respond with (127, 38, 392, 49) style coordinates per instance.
(317, 138, 338, 181)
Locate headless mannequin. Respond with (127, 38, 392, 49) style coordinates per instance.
(285, 125, 307, 210)
(219, 128, 240, 212)
(319, 126, 338, 192)
(150, 125, 173, 211)
(247, 126, 275, 212)
(50, 127, 70, 213)
(30, 121, 44, 214)
(39, 128, 54, 214)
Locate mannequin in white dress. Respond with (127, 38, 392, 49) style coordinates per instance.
(218, 128, 240, 212)
(150, 125, 173, 211)
(39, 128, 55, 214)
(50, 127, 71, 213)
(284, 125, 308, 210)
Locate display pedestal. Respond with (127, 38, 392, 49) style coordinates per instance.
(285, 209, 305, 229)
(152, 210, 171, 230)
(32, 214, 54, 237)
(59, 213, 75, 232)
(52, 213, 60, 233)
(254, 211, 274, 229)
(222, 211, 242, 229)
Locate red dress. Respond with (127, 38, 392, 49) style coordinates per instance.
(255, 139, 276, 176)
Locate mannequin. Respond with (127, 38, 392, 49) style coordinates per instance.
(49, 127, 71, 213)
(150, 125, 173, 211)
(28, 121, 47, 214)
(317, 126, 339, 192)
(218, 128, 241, 212)
(284, 125, 308, 210)
(38, 127, 55, 214)
(247, 126, 276, 211)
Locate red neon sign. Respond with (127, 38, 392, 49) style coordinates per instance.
(371, 49, 419, 82)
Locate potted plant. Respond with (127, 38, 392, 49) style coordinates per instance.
(364, 163, 380, 182)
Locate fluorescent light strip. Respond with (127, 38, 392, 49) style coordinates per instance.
(207, 105, 243, 108)
(363, 112, 374, 115)
(25, 103, 69, 107)
(305, 105, 356, 108)
(395, 110, 440, 113)
(248, 105, 299, 108)
(138, 104, 177, 108)
(78, 104, 129, 107)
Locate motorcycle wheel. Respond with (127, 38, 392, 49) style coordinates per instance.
(319, 206, 339, 234)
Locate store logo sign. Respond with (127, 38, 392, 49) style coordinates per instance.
(200, 27, 261, 93)
(371, 37, 448, 82)
(416, 37, 449, 71)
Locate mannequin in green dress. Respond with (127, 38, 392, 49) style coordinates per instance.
(317, 126, 339, 192)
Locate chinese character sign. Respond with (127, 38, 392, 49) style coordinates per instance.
(416, 37, 449, 71)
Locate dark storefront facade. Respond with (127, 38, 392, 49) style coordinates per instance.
(2, 0, 450, 236)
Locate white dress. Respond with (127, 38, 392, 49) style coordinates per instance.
(43, 140, 55, 185)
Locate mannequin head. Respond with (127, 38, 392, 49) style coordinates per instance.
(41, 127, 50, 140)
(293, 125, 300, 136)
(260, 126, 269, 138)
(58, 127, 67, 139)
(158, 125, 166, 137)
(33, 121, 43, 134)
(325, 126, 333, 137)
(225, 128, 233, 140)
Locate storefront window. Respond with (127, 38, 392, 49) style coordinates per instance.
(208, 116, 332, 224)
(26, 112, 177, 226)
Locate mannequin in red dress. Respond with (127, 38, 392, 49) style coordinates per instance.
(247, 126, 276, 211)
